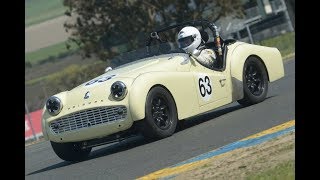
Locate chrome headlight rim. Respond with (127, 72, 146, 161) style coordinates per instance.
(110, 81, 127, 101)
(46, 96, 63, 116)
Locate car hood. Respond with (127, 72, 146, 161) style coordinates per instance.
(107, 53, 189, 77)
(74, 53, 190, 90)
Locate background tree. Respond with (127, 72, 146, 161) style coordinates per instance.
(63, 0, 244, 62)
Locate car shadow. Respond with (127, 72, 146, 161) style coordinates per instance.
(26, 161, 73, 176)
(27, 96, 275, 176)
(26, 135, 148, 176)
(173, 95, 274, 133)
(176, 104, 243, 132)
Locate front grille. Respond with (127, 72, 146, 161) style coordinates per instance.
(49, 106, 127, 134)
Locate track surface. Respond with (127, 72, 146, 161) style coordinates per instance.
(25, 59, 295, 180)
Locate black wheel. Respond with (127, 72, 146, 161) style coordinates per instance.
(139, 86, 178, 139)
(50, 141, 91, 162)
(237, 57, 268, 106)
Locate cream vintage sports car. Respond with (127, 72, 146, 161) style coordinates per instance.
(42, 20, 284, 161)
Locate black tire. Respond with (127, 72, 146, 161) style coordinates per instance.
(50, 141, 91, 162)
(139, 86, 178, 139)
(237, 56, 268, 106)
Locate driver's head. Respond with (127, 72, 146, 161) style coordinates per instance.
(177, 26, 201, 54)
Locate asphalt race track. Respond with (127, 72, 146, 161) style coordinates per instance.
(25, 59, 295, 180)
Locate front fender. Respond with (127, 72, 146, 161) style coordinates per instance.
(129, 72, 199, 121)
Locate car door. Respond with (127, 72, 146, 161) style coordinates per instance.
(190, 57, 230, 113)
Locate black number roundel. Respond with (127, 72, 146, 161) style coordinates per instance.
(198, 75, 212, 97)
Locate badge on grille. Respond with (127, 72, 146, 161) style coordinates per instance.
(84, 91, 90, 99)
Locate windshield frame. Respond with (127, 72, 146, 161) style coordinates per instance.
(146, 20, 219, 47)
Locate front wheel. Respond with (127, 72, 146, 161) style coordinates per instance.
(139, 86, 178, 139)
(50, 141, 91, 162)
(237, 57, 268, 106)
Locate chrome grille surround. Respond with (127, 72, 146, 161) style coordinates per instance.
(49, 106, 127, 134)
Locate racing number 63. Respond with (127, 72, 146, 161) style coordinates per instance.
(199, 76, 212, 97)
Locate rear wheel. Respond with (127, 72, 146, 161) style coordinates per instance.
(139, 86, 178, 139)
(50, 141, 91, 162)
(237, 57, 268, 106)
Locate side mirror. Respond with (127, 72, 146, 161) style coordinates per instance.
(105, 67, 112, 73)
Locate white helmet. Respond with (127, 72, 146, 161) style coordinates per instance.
(177, 26, 201, 54)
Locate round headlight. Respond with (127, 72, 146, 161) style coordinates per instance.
(111, 81, 127, 101)
(46, 96, 63, 116)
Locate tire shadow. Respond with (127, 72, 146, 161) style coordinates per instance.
(176, 103, 243, 132)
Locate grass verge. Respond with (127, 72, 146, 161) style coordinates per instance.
(170, 131, 295, 180)
(25, 61, 105, 86)
(25, 41, 78, 65)
(25, 76, 48, 86)
(246, 160, 295, 180)
(257, 32, 295, 59)
(25, 0, 66, 27)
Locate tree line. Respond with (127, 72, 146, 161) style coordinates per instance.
(63, 0, 244, 62)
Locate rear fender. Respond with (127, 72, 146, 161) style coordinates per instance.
(228, 42, 284, 101)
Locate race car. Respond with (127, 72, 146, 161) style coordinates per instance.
(41, 20, 284, 161)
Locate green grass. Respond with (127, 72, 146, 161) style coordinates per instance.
(246, 160, 295, 180)
(257, 32, 295, 59)
(25, 61, 105, 86)
(25, 0, 66, 27)
(25, 41, 78, 65)
(25, 76, 48, 86)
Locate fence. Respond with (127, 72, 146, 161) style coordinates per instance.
(219, 0, 294, 44)
(25, 109, 43, 143)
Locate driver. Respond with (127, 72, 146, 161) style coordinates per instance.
(177, 26, 216, 68)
